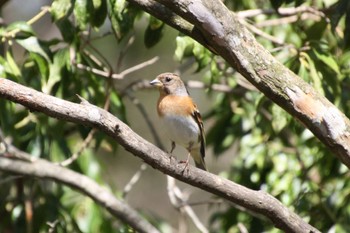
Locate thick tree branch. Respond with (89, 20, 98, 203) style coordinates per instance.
(0, 78, 319, 232)
(0, 145, 159, 233)
(128, 0, 217, 54)
(134, 0, 350, 170)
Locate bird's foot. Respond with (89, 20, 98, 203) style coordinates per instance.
(179, 160, 190, 174)
(167, 152, 176, 161)
(168, 142, 176, 161)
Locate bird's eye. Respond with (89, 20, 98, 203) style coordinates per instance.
(165, 76, 172, 82)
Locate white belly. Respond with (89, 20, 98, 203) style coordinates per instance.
(160, 115, 200, 149)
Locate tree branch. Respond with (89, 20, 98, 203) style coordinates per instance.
(0, 145, 159, 233)
(0, 78, 319, 232)
(236, 5, 326, 19)
(137, 0, 350, 170)
(128, 0, 217, 54)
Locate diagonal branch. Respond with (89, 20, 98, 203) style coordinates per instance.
(128, 0, 217, 54)
(0, 78, 319, 232)
(135, 0, 350, 170)
(0, 145, 159, 233)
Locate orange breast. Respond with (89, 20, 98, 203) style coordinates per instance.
(157, 95, 195, 117)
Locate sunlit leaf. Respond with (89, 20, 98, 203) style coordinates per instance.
(313, 49, 340, 74)
(74, 0, 92, 30)
(175, 36, 194, 61)
(51, 0, 73, 21)
(16, 36, 51, 63)
(193, 41, 211, 71)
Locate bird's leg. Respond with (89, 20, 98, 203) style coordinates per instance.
(168, 141, 176, 160)
(179, 152, 191, 174)
(170, 141, 176, 154)
(179, 142, 193, 174)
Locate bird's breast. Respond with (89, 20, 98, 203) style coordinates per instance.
(160, 114, 200, 148)
(157, 95, 194, 117)
(157, 95, 201, 148)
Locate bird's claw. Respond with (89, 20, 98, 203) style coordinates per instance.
(179, 160, 190, 174)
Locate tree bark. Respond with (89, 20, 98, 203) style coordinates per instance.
(129, 0, 350, 169)
(0, 78, 319, 232)
(0, 145, 160, 233)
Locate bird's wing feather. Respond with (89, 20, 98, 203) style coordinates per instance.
(192, 107, 205, 159)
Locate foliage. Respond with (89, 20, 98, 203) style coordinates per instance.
(1, 0, 350, 232)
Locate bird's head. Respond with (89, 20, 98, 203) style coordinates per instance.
(150, 73, 188, 96)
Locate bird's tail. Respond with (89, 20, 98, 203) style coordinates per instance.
(191, 149, 207, 171)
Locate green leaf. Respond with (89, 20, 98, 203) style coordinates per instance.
(6, 21, 35, 37)
(193, 41, 211, 71)
(305, 21, 327, 42)
(175, 35, 211, 71)
(5, 51, 21, 78)
(313, 49, 340, 74)
(144, 17, 164, 48)
(330, 0, 349, 31)
(56, 18, 76, 43)
(299, 52, 324, 95)
(91, 0, 107, 27)
(43, 49, 70, 94)
(271, 104, 288, 133)
(74, 0, 92, 30)
(51, 0, 73, 21)
(30, 53, 50, 82)
(16, 36, 52, 63)
(108, 0, 138, 41)
(175, 36, 194, 61)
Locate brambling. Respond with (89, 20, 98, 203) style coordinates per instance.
(150, 73, 207, 171)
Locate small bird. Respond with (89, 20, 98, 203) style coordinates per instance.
(150, 73, 207, 171)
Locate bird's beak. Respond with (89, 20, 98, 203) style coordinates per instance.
(150, 78, 162, 87)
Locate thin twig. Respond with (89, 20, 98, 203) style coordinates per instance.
(240, 20, 286, 46)
(75, 56, 159, 80)
(0, 128, 35, 161)
(122, 163, 148, 198)
(0, 175, 24, 185)
(112, 56, 159, 79)
(47, 219, 60, 233)
(257, 14, 321, 27)
(4, 6, 50, 38)
(76, 63, 111, 77)
(81, 36, 114, 73)
(58, 89, 112, 166)
(180, 199, 223, 207)
(83, 49, 110, 72)
(167, 176, 209, 233)
(116, 36, 136, 72)
(122, 79, 239, 94)
(237, 6, 326, 19)
(126, 92, 165, 149)
(58, 128, 97, 166)
(237, 223, 249, 233)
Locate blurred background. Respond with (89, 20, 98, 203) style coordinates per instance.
(1, 0, 350, 232)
